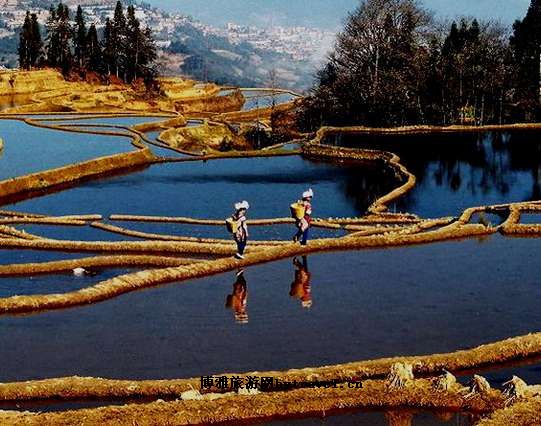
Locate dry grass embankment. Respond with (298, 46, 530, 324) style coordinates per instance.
(477, 398, 541, 425)
(159, 120, 249, 152)
(0, 70, 246, 115)
(0, 378, 505, 425)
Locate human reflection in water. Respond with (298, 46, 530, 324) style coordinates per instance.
(225, 269, 248, 324)
(290, 256, 312, 309)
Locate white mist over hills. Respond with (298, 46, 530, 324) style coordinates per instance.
(148, 0, 529, 30)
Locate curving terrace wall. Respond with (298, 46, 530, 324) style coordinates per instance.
(304, 126, 417, 213)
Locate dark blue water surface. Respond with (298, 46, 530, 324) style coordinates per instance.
(3, 118, 541, 424)
(8, 122, 541, 222)
(1, 235, 540, 385)
(5, 157, 393, 221)
(0, 250, 92, 265)
(324, 131, 541, 217)
(0, 268, 137, 298)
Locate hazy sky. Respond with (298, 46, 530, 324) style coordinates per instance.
(148, 0, 531, 29)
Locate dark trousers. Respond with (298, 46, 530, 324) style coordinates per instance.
(236, 238, 247, 255)
(294, 227, 309, 245)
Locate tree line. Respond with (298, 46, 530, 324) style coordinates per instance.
(18, 1, 158, 87)
(298, 0, 541, 129)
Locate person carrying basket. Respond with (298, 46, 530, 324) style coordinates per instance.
(227, 200, 250, 259)
(291, 188, 313, 246)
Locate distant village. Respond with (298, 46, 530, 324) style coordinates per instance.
(0, 0, 334, 64)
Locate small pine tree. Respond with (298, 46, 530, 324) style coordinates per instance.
(18, 11, 32, 70)
(101, 18, 114, 78)
(29, 13, 43, 68)
(74, 5, 87, 69)
(56, 3, 73, 75)
(111, 1, 126, 78)
(86, 23, 102, 74)
(45, 5, 60, 67)
(125, 5, 141, 82)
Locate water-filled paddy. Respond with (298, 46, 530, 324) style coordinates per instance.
(105, 220, 346, 241)
(324, 131, 541, 217)
(3, 115, 541, 424)
(218, 88, 299, 111)
(5, 157, 395, 223)
(7, 117, 541, 223)
(241, 91, 299, 111)
(0, 268, 136, 297)
(0, 250, 92, 265)
(12, 223, 143, 242)
(0, 119, 135, 180)
(1, 235, 540, 384)
(34, 115, 169, 127)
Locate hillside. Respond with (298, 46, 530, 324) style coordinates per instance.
(165, 23, 315, 89)
(0, 0, 321, 90)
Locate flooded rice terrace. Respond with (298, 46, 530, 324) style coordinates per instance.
(324, 131, 541, 217)
(2, 236, 541, 382)
(2, 116, 541, 424)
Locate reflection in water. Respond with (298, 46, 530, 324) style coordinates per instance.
(269, 408, 477, 425)
(385, 410, 414, 426)
(383, 409, 478, 426)
(324, 131, 541, 216)
(290, 256, 312, 309)
(225, 269, 248, 324)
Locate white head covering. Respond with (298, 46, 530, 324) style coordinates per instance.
(302, 188, 314, 199)
(234, 200, 250, 211)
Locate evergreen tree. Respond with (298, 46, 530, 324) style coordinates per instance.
(298, 0, 511, 128)
(45, 5, 60, 67)
(101, 18, 114, 78)
(124, 5, 158, 86)
(56, 3, 73, 75)
(86, 23, 102, 73)
(29, 13, 43, 68)
(111, 1, 126, 78)
(18, 11, 32, 70)
(17, 1, 159, 87)
(140, 26, 159, 88)
(510, 0, 541, 119)
(125, 5, 141, 81)
(74, 5, 87, 69)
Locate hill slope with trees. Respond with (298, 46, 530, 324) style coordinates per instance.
(298, 0, 541, 129)
(18, 1, 158, 89)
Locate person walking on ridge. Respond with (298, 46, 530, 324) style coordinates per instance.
(231, 201, 249, 259)
(293, 188, 313, 246)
